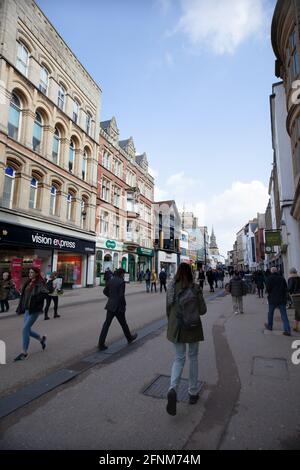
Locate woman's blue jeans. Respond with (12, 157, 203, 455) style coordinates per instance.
(23, 310, 40, 352)
(170, 342, 199, 396)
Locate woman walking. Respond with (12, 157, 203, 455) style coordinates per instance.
(14, 268, 48, 361)
(288, 267, 300, 332)
(166, 263, 207, 416)
(0, 272, 14, 313)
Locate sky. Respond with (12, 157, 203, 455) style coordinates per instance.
(37, 0, 277, 255)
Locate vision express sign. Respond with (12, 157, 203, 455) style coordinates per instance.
(0, 223, 95, 254)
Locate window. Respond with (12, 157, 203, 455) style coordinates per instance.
(29, 178, 38, 209)
(58, 84, 66, 111)
(39, 66, 49, 94)
(67, 193, 75, 221)
(52, 128, 60, 164)
(127, 192, 135, 212)
(113, 186, 121, 207)
(114, 158, 122, 178)
(3, 166, 15, 209)
(16, 42, 29, 75)
(32, 112, 43, 152)
(103, 152, 111, 170)
(82, 150, 87, 181)
(50, 186, 57, 216)
(100, 211, 109, 235)
(288, 29, 300, 82)
(113, 215, 120, 239)
(101, 178, 111, 202)
(8, 94, 21, 140)
(69, 140, 75, 173)
(86, 113, 92, 135)
(73, 100, 79, 124)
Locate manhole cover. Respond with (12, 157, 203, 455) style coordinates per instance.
(143, 375, 204, 403)
(252, 357, 289, 379)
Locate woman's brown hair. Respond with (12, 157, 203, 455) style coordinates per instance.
(175, 263, 194, 288)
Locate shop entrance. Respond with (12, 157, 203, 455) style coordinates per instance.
(103, 254, 113, 272)
(128, 254, 136, 282)
(57, 254, 82, 288)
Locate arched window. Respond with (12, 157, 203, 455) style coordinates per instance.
(3, 166, 15, 209)
(52, 127, 61, 164)
(50, 185, 57, 216)
(69, 140, 75, 173)
(16, 42, 29, 76)
(73, 99, 80, 124)
(33, 112, 43, 152)
(67, 191, 76, 221)
(82, 149, 88, 181)
(8, 93, 21, 140)
(29, 177, 38, 209)
(58, 84, 66, 111)
(39, 66, 49, 95)
(86, 112, 92, 135)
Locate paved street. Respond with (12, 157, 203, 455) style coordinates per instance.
(0, 285, 299, 450)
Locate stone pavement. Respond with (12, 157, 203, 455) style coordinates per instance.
(0, 291, 299, 450)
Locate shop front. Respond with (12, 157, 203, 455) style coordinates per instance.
(0, 222, 95, 289)
(156, 250, 179, 279)
(95, 238, 124, 286)
(137, 247, 154, 277)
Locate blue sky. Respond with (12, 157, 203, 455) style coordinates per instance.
(37, 0, 277, 254)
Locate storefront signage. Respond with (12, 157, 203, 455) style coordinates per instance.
(0, 223, 95, 254)
(106, 240, 117, 250)
(137, 247, 154, 257)
(265, 230, 282, 248)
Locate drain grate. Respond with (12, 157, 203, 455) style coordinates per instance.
(252, 357, 289, 379)
(143, 375, 204, 403)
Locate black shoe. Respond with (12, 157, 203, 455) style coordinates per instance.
(98, 344, 108, 351)
(283, 331, 291, 336)
(40, 336, 47, 350)
(54, 314, 61, 318)
(44, 316, 50, 320)
(166, 388, 177, 416)
(14, 353, 28, 362)
(128, 333, 138, 344)
(189, 393, 199, 405)
(264, 323, 272, 331)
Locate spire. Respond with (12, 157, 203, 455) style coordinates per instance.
(209, 226, 218, 249)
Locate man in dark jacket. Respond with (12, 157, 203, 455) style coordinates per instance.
(98, 269, 137, 350)
(229, 271, 247, 314)
(265, 267, 291, 336)
(159, 268, 167, 292)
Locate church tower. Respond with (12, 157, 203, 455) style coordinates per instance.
(209, 227, 220, 256)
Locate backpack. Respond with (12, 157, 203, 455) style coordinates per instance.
(46, 279, 54, 294)
(175, 286, 202, 331)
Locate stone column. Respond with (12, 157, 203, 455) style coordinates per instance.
(22, 109, 35, 150)
(15, 170, 31, 211)
(60, 137, 69, 171)
(43, 125, 54, 161)
(75, 148, 83, 180)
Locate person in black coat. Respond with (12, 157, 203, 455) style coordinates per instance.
(159, 268, 167, 292)
(265, 267, 291, 336)
(98, 269, 137, 350)
(288, 267, 300, 332)
(255, 270, 265, 298)
(198, 268, 206, 289)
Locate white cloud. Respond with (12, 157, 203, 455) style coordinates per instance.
(154, 186, 168, 201)
(155, 179, 269, 254)
(166, 172, 199, 193)
(149, 167, 159, 178)
(175, 0, 267, 55)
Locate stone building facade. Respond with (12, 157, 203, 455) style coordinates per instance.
(0, 0, 101, 288)
(272, 0, 300, 237)
(96, 117, 154, 283)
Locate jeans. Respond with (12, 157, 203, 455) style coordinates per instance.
(151, 282, 157, 292)
(170, 342, 199, 396)
(267, 304, 291, 333)
(146, 281, 150, 292)
(44, 295, 59, 316)
(232, 296, 243, 313)
(98, 309, 132, 346)
(23, 310, 40, 352)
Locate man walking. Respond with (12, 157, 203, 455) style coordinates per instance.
(265, 267, 291, 336)
(229, 271, 247, 315)
(98, 268, 138, 351)
(159, 268, 167, 293)
(104, 267, 113, 287)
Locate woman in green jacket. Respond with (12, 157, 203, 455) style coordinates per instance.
(166, 263, 207, 416)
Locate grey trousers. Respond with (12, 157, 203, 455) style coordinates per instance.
(232, 296, 244, 314)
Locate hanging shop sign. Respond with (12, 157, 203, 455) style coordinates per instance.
(265, 230, 282, 248)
